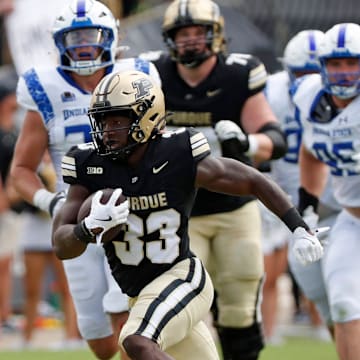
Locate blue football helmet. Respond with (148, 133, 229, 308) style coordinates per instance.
(52, 0, 119, 75)
(280, 30, 325, 84)
(318, 23, 360, 99)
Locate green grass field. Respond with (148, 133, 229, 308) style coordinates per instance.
(0, 338, 337, 360)
(260, 338, 338, 360)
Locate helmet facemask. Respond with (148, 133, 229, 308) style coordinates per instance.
(319, 23, 360, 99)
(320, 57, 360, 99)
(162, 0, 225, 68)
(89, 108, 137, 161)
(165, 25, 217, 68)
(54, 26, 115, 75)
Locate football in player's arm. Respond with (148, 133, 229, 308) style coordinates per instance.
(53, 70, 324, 360)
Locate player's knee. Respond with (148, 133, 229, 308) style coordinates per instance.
(77, 315, 113, 343)
(331, 297, 360, 323)
(217, 323, 264, 360)
(122, 334, 160, 358)
(87, 338, 119, 360)
(103, 290, 129, 314)
(216, 277, 264, 327)
(92, 347, 118, 360)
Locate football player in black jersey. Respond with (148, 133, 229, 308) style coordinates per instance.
(139, 0, 288, 359)
(52, 69, 324, 360)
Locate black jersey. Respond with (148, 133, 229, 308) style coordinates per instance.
(62, 127, 210, 297)
(150, 52, 267, 215)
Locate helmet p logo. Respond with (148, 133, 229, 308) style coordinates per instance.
(132, 78, 153, 100)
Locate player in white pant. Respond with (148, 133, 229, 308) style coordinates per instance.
(262, 29, 326, 342)
(288, 183, 340, 331)
(294, 22, 360, 360)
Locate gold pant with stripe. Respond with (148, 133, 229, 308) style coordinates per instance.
(189, 200, 264, 327)
(119, 257, 219, 359)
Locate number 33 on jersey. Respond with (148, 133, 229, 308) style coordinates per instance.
(61, 127, 210, 297)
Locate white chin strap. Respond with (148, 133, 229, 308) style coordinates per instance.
(68, 59, 105, 75)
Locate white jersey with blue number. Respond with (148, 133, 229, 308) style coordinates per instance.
(293, 74, 360, 208)
(16, 58, 160, 192)
(265, 70, 301, 203)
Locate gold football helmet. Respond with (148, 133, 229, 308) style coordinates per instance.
(162, 0, 225, 67)
(88, 70, 166, 159)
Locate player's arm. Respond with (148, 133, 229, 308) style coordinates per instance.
(0, 178, 9, 213)
(298, 144, 329, 213)
(241, 91, 286, 161)
(196, 155, 295, 221)
(196, 155, 324, 265)
(241, 56, 287, 162)
(52, 184, 91, 259)
(240, 56, 287, 162)
(10, 110, 48, 203)
(216, 92, 285, 163)
(216, 56, 287, 163)
(10, 110, 65, 216)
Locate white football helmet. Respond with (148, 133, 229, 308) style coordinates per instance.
(88, 70, 166, 160)
(280, 30, 325, 82)
(52, 0, 119, 75)
(162, 0, 225, 68)
(318, 23, 360, 99)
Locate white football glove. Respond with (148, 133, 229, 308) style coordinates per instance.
(214, 120, 260, 155)
(84, 188, 129, 244)
(215, 120, 248, 143)
(292, 227, 324, 266)
(302, 205, 319, 230)
(33, 189, 66, 217)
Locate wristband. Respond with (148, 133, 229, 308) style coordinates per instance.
(33, 189, 54, 213)
(73, 220, 95, 244)
(298, 187, 319, 215)
(49, 192, 65, 218)
(246, 134, 259, 156)
(281, 207, 310, 233)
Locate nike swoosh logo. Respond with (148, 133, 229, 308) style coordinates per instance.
(94, 216, 112, 222)
(206, 89, 222, 97)
(153, 161, 169, 174)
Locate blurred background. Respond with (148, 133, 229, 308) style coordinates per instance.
(0, 0, 359, 353)
(2, 0, 360, 73)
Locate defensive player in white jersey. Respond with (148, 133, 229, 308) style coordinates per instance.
(10, 1, 160, 359)
(294, 22, 360, 360)
(262, 29, 336, 343)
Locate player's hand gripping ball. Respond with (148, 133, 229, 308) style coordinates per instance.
(77, 188, 128, 243)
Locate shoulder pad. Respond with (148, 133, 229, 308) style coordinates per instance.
(162, 127, 187, 138)
(61, 143, 95, 181)
(226, 53, 267, 92)
(187, 127, 211, 159)
(226, 53, 263, 69)
(289, 76, 307, 97)
(138, 50, 164, 62)
(20, 68, 55, 122)
(290, 74, 320, 98)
